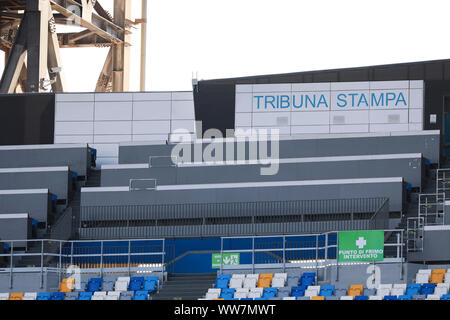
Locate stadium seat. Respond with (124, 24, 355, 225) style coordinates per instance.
(115, 279, 129, 291)
(376, 285, 391, 297)
(348, 284, 364, 296)
(262, 287, 278, 299)
(0, 293, 9, 300)
(297, 296, 310, 300)
(229, 277, 244, 289)
(383, 295, 397, 300)
(87, 278, 102, 292)
(216, 274, 231, 289)
(305, 285, 320, 297)
(311, 296, 324, 300)
(36, 292, 51, 300)
(206, 288, 221, 300)
(391, 283, 406, 296)
(254, 297, 268, 300)
(354, 295, 368, 300)
(291, 286, 306, 297)
(234, 288, 249, 299)
(133, 291, 149, 300)
(300, 273, 316, 286)
(287, 275, 300, 287)
(232, 274, 245, 279)
(420, 283, 436, 295)
(368, 296, 382, 300)
(426, 294, 440, 300)
(416, 269, 431, 284)
(22, 292, 37, 300)
(282, 297, 296, 300)
(325, 296, 339, 300)
(434, 285, 448, 297)
(59, 278, 75, 292)
(51, 292, 65, 300)
(319, 285, 334, 297)
(430, 269, 446, 284)
(64, 292, 79, 300)
(129, 277, 145, 291)
(363, 288, 376, 296)
(397, 295, 412, 300)
(335, 285, 348, 298)
(220, 288, 235, 300)
(340, 296, 353, 300)
(248, 288, 263, 299)
(102, 280, 115, 292)
(246, 274, 259, 279)
(78, 292, 93, 300)
(91, 295, 104, 300)
(257, 273, 273, 288)
(143, 277, 158, 293)
(445, 272, 450, 283)
(413, 295, 426, 300)
(8, 293, 23, 300)
(406, 284, 421, 296)
(440, 294, 450, 300)
(119, 291, 133, 300)
(277, 287, 290, 298)
(243, 277, 257, 289)
(274, 273, 287, 281)
(106, 291, 121, 300)
(272, 273, 287, 287)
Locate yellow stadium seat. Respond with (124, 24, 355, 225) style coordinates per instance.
(213, 298, 224, 300)
(348, 284, 364, 296)
(430, 269, 446, 284)
(257, 273, 273, 288)
(9, 293, 23, 301)
(59, 278, 75, 293)
(311, 296, 324, 300)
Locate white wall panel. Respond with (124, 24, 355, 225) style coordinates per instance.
(55, 102, 94, 121)
(56, 93, 94, 102)
(94, 121, 132, 135)
(252, 113, 291, 127)
(252, 84, 291, 93)
(369, 80, 409, 89)
(171, 92, 193, 100)
(236, 93, 253, 113)
(90, 144, 119, 157)
(291, 125, 329, 134)
(95, 93, 133, 102)
(331, 110, 369, 125)
(133, 121, 171, 134)
(235, 84, 252, 93)
(54, 135, 93, 144)
(54, 122, 93, 135)
(330, 124, 369, 133)
(369, 124, 409, 132)
(132, 134, 170, 142)
(409, 108, 423, 123)
(171, 120, 195, 133)
(291, 82, 330, 92)
(409, 123, 423, 131)
(93, 135, 132, 143)
(235, 113, 252, 127)
(253, 126, 290, 135)
(330, 91, 370, 111)
(171, 100, 195, 120)
(291, 111, 329, 126)
(330, 82, 369, 91)
(133, 101, 171, 120)
(409, 89, 424, 109)
(369, 110, 409, 124)
(132, 92, 172, 101)
(95, 102, 132, 121)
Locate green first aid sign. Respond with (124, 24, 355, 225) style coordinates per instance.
(338, 230, 384, 262)
(212, 253, 240, 269)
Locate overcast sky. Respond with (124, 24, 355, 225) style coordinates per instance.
(1, 0, 450, 92)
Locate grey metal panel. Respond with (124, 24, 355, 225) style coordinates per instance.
(81, 178, 404, 212)
(118, 131, 440, 164)
(0, 190, 50, 224)
(0, 144, 91, 177)
(0, 214, 31, 247)
(0, 167, 72, 201)
(102, 154, 423, 189)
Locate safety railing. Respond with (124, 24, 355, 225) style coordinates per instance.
(407, 217, 424, 252)
(436, 168, 450, 199)
(418, 193, 445, 225)
(218, 229, 405, 281)
(0, 238, 165, 289)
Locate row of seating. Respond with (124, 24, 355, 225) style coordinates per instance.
(72, 276, 159, 293)
(415, 269, 450, 284)
(215, 272, 315, 290)
(0, 290, 151, 300)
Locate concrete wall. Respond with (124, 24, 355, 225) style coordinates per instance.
(102, 153, 423, 189)
(0, 144, 91, 178)
(54, 92, 196, 166)
(0, 167, 71, 202)
(408, 226, 450, 262)
(0, 214, 31, 247)
(0, 189, 51, 225)
(118, 131, 440, 165)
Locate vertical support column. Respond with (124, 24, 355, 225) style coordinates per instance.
(9, 242, 13, 289)
(58, 241, 62, 284)
(282, 235, 286, 273)
(40, 240, 44, 289)
(252, 237, 255, 274)
(70, 242, 74, 267)
(112, 0, 131, 92)
(100, 241, 103, 278)
(324, 233, 328, 282)
(219, 237, 223, 275)
(162, 239, 165, 284)
(26, 0, 50, 92)
(127, 240, 131, 276)
(140, 0, 147, 91)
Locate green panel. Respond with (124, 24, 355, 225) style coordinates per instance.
(338, 230, 384, 262)
(211, 253, 240, 269)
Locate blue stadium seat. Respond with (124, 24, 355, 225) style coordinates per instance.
(143, 277, 158, 293)
(133, 290, 149, 300)
(50, 292, 65, 300)
(87, 278, 102, 292)
(440, 294, 450, 300)
(36, 292, 51, 300)
(405, 284, 421, 297)
(354, 295, 368, 300)
(216, 274, 231, 289)
(383, 295, 397, 300)
(262, 287, 278, 299)
(300, 273, 316, 286)
(220, 288, 235, 300)
(420, 283, 435, 296)
(291, 285, 307, 297)
(240, 298, 253, 300)
(129, 277, 145, 291)
(319, 285, 335, 297)
(255, 297, 268, 300)
(78, 292, 93, 300)
(398, 295, 412, 300)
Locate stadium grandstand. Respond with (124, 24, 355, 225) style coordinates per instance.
(2, 58, 450, 303)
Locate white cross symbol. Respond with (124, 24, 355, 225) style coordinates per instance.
(356, 237, 367, 249)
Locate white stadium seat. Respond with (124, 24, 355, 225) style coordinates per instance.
(234, 288, 249, 299)
(22, 292, 37, 300)
(115, 280, 129, 291)
(274, 273, 287, 281)
(434, 287, 447, 297)
(369, 296, 382, 300)
(246, 274, 259, 280)
(271, 277, 286, 288)
(231, 274, 245, 279)
(91, 295, 104, 300)
(340, 296, 353, 300)
(304, 285, 320, 297)
(243, 278, 257, 289)
(445, 273, 450, 283)
(426, 294, 440, 300)
(283, 297, 296, 300)
(94, 291, 107, 297)
(416, 271, 430, 284)
(206, 288, 221, 300)
(390, 288, 405, 296)
(376, 288, 391, 297)
(437, 282, 450, 290)
(248, 288, 263, 299)
(393, 283, 407, 290)
(229, 278, 244, 289)
(0, 293, 9, 300)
